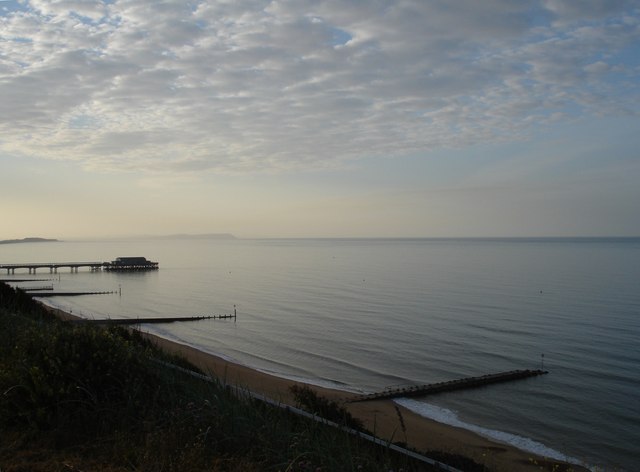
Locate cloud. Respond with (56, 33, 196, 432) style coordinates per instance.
(543, 0, 633, 22)
(0, 0, 638, 174)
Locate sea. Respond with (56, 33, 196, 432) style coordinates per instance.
(1, 237, 638, 471)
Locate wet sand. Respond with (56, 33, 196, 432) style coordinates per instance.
(48, 306, 588, 472)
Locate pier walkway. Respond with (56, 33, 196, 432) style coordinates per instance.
(0, 262, 105, 274)
(347, 369, 548, 403)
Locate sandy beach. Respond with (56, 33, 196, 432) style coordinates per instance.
(48, 306, 588, 472)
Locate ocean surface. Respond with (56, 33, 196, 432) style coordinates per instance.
(1, 237, 638, 471)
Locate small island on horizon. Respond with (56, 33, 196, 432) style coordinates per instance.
(0, 237, 59, 245)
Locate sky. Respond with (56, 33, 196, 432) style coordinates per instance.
(1, 0, 639, 239)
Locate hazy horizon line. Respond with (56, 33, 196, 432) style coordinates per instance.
(6, 234, 639, 243)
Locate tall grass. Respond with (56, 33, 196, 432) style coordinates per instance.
(1, 283, 441, 471)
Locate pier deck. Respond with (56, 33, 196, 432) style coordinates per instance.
(0, 262, 104, 274)
(0, 257, 158, 274)
(347, 369, 548, 403)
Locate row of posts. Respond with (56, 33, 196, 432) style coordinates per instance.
(5, 266, 92, 274)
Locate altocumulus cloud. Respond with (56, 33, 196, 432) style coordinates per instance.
(0, 0, 638, 173)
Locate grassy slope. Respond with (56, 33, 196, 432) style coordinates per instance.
(1, 282, 464, 472)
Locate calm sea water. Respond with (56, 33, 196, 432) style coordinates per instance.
(1, 238, 638, 471)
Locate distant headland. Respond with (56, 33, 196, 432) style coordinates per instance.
(0, 237, 59, 245)
(154, 233, 237, 240)
(97, 233, 238, 242)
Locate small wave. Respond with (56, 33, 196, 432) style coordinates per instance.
(255, 370, 363, 394)
(395, 398, 593, 471)
(152, 333, 362, 393)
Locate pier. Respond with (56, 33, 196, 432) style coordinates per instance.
(347, 369, 548, 403)
(0, 256, 158, 274)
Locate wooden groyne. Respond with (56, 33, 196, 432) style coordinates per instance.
(71, 313, 236, 325)
(0, 278, 54, 282)
(26, 291, 117, 297)
(347, 369, 548, 403)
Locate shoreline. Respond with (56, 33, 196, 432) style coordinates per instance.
(46, 305, 589, 472)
